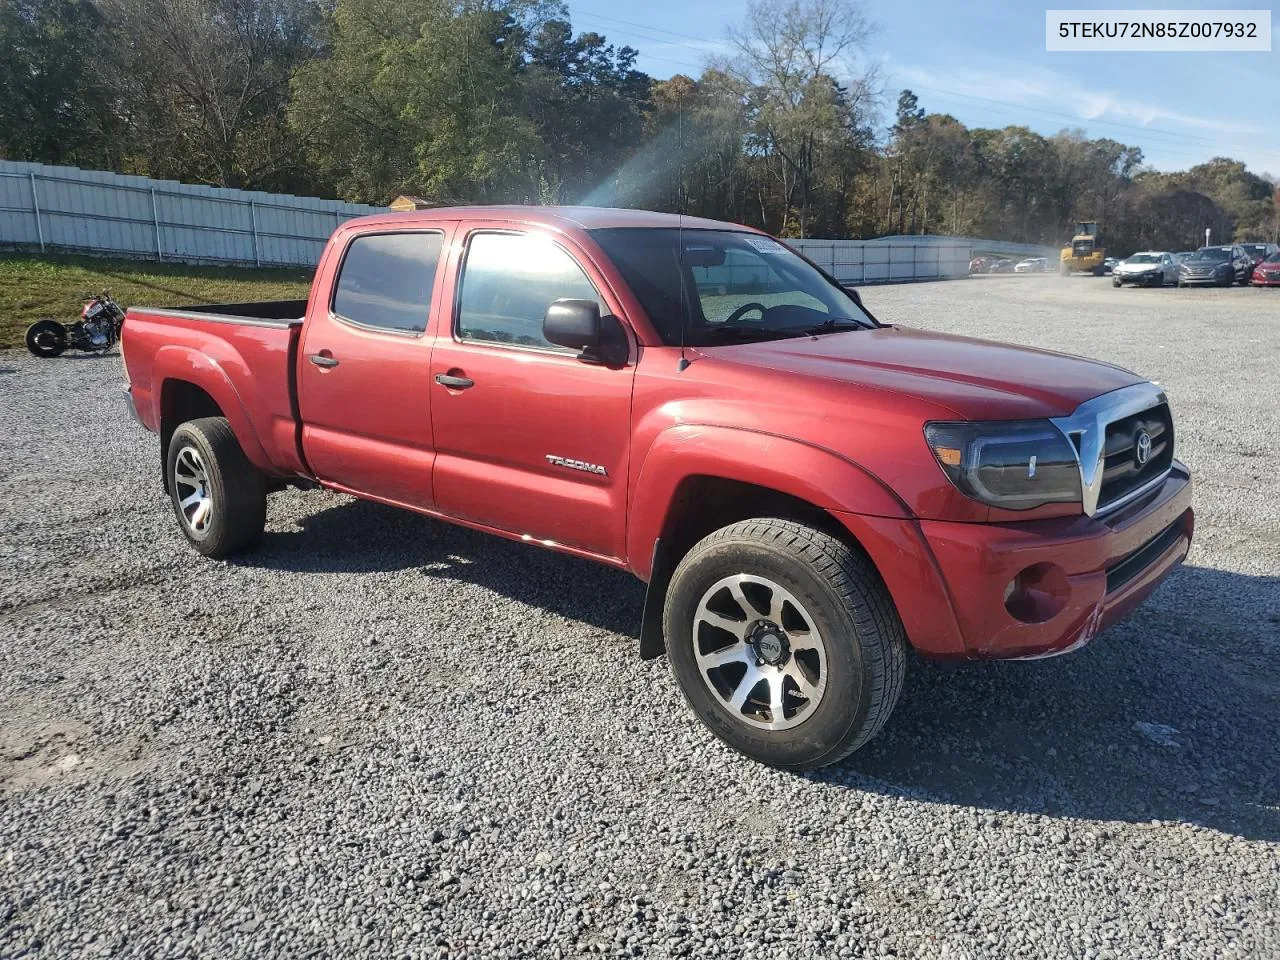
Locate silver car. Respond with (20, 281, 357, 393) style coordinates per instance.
(1112, 251, 1178, 287)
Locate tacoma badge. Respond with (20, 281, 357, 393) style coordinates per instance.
(545, 454, 607, 476)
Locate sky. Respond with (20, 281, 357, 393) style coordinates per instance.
(567, 0, 1280, 177)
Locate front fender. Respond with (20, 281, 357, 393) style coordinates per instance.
(626, 424, 909, 580)
(151, 345, 272, 473)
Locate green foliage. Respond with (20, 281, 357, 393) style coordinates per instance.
(0, 0, 121, 168)
(290, 0, 650, 205)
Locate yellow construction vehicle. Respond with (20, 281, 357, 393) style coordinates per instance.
(1060, 221, 1106, 275)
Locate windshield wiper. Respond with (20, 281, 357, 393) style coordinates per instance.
(700, 326, 802, 342)
(802, 319, 866, 336)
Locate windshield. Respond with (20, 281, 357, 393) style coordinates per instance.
(1126, 254, 1160, 264)
(1243, 244, 1266, 256)
(1267, 252, 1280, 264)
(1191, 248, 1231, 262)
(590, 228, 874, 346)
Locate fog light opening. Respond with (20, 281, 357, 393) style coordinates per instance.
(1003, 562, 1069, 624)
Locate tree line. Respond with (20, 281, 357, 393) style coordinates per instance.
(2, 0, 1277, 252)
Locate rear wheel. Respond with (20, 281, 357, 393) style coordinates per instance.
(166, 417, 266, 558)
(664, 519, 906, 769)
(25, 320, 66, 358)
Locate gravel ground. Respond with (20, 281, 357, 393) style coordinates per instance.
(1, 276, 1277, 959)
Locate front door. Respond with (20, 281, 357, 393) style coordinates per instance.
(298, 225, 454, 507)
(429, 228, 636, 560)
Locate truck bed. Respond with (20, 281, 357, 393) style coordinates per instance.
(136, 299, 309, 325)
(121, 301, 309, 479)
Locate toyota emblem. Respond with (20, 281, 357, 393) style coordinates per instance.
(1135, 429, 1152, 466)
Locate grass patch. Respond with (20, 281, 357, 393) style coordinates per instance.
(0, 253, 314, 349)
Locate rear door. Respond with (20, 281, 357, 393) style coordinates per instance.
(298, 224, 455, 507)
(428, 226, 636, 560)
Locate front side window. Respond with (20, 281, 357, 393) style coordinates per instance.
(591, 228, 874, 346)
(457, 232, 600, 352)
(331, 232, 444, 333)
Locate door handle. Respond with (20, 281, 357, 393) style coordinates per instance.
(434, 373, 474, 389)
(309, 354, 339, 368)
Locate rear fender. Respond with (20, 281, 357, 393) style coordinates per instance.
(151, 345, 271, 473)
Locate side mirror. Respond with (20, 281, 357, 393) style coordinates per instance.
(544, 299, 600, 351)
(544, 299, 627, 365)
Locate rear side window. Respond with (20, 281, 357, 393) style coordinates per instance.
(456, 232, 600, 352)
(332, 232, 444, 334)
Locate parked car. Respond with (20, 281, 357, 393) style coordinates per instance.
(1177, 245, 1254, 286)
(968, 256, 989, 274)
(1252, 250, 1280, 287)
(1172, 251, 1195, 264)
(989, 258, 1015, 273)
(1242, 242, 1280, 268)
(1112, 252, 1178, 287)
(1103, 257, 1120, 275)
(1014, 257, 1047, 273)
(120, 207, 1193, 770)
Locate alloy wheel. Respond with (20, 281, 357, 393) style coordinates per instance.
(692, 574, 829, 731)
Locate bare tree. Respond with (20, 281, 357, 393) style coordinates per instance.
(100, 0, 321, 189)
(724, 0, 879, 236)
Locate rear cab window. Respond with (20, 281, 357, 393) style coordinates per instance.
(332, 232, 445, 334)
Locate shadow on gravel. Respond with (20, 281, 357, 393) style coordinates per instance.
(824, 564, 1280, 842)
(238, 496, 645, 637)
(238, 500, 1278, 842)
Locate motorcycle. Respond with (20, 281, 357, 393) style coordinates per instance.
(25, 291, 125, 358)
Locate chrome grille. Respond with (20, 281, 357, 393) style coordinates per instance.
(1050, 382, 1174, 517)
(1097, 403, 1174, 511)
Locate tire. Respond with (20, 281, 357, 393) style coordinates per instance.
(663, 518, 907, 770)
(1112, 278, 1122, 288)
(25, 320, 67, 358)
(166, 417, 266, 558)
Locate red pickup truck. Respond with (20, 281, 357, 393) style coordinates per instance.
(121, 207, 1193, 768)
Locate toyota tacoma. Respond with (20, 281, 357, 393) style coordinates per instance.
(120, 207, 1193, 769)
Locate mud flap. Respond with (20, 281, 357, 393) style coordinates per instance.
(639, 538, 671, 660)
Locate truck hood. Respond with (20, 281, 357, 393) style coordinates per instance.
(697, 325, 1144, 420)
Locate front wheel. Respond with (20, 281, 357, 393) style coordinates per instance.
(1112, 278, 1122, 288)
(25, 320, 67, 357)
(166, 417, 266, 558)
(664, 519, 906, 769)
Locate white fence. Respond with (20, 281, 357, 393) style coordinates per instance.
(0, 160, 1062, 281)
(0, 160, 383, 268)
(790, 236, 1060, 285)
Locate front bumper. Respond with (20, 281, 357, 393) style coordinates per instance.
(1252, 275, 1280, 286)
(1179, 273, 1228, 285)
(1116, 271, 1163, 285)
(838, 463, 1193, 660)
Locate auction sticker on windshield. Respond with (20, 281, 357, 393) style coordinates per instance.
(745, 236, 786, 254)
(1046, 10, 1270, 51)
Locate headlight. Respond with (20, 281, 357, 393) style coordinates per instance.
(924, 420, 1082, 510)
